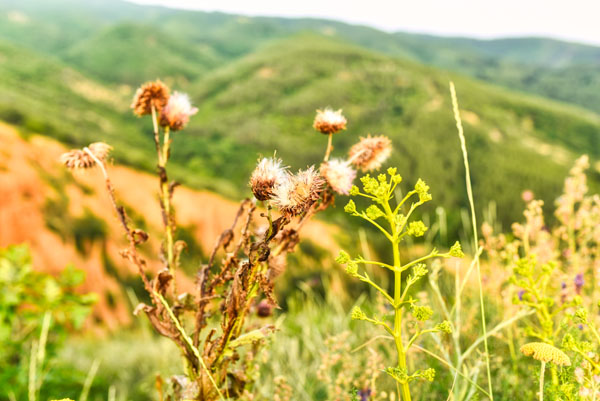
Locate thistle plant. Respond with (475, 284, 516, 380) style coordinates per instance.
(336, 168, 464, 400)
(61, 85, 385, 400)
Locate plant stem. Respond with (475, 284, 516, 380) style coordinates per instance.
(149, 110, 175, 279)
(266, 201, 273, 239)
(324, 133, 333, 161)
(28, 341, 37, 401)
(151, 105, 161, 162)
(393, 251, 411, 400)
(155, 292, 225, 401)
(394, 287, 412, 398)
(539, 362, 545, 401)
(385, 198, 412, 401)
(450, 81, 494, 400)
(160, 127, 175, 276)
(152, 118, 176, 292)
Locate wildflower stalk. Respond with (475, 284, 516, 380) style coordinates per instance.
(539, 362, 545, 401)
(81, 147, 154, 293)
(154, 107, 176, 283)
(521, 342, 570, 401)
(450, 81, 493, 400)
(387, 201, 412, 401)
(338, 168, 463, 400)
(150, 105, 177, 296)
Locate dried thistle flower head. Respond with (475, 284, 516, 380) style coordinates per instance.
(250, 157, 288, 201)
(320, 159, 356, 195)
(348, 135, 392, 172)
(313, 108, 347, 135)
(520, 342, 571, 366)
(131, 80, 170, 116)
(291, 166, 325, 208)
(272, 166, 324, 216)
(60, 142, 112, 169)
(159, 92, 198, 131)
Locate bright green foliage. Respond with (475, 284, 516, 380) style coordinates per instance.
(407, 221, 428, 237)
(337, 168, 463, 399)
(449, 241, 465, 258)
(511, 255, 580, 343)
(384, 366, 436, 384)
(0, 244, 95, 400)
(435, 321, 453, 334)
(350, 306, 367, 321)
(412, 305, 434, 322)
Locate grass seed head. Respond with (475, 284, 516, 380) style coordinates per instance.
(313, 108, 347, 135)
(131, 80, 170, 116)
(348, 135, 392, 172)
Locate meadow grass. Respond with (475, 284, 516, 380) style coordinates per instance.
(4, 63, 600, 400)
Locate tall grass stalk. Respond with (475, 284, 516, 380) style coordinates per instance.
(28, 312, 51, 401)
(108, 385, 116, 401)
(79, 359, 100, 401)
(37, 312, 51, 368)
(28, 341, 38, 401)
(449, 81, 493, 400)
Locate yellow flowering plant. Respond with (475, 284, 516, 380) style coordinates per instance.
(336, 167, 464, 401)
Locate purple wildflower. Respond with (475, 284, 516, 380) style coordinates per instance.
(575, 274, 584, 294)
(518, 289, 525, 301)
(358, 388, 372, 401)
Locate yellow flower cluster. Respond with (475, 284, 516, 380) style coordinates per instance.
(520, 342, 571, 366)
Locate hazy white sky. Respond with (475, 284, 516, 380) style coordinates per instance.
(129, 0, 600, 46)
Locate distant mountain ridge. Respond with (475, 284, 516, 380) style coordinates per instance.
(1, 0, 599, 112)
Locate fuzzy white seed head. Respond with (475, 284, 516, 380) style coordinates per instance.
(160, 91, 198, 131)
(250, 157, 288, 201)
(272, 166, 324, 216)
(348, 135, 392, 172)
(320, 159, 356, 195)
(313, 108, 347, 135)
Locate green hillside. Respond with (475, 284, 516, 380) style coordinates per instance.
(177, 35, 600, 222)
(1, 1, 599, 227)
(63, 23, 222, 85)
(0, 39, 152, 169)
(6, 30, 598, 226)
